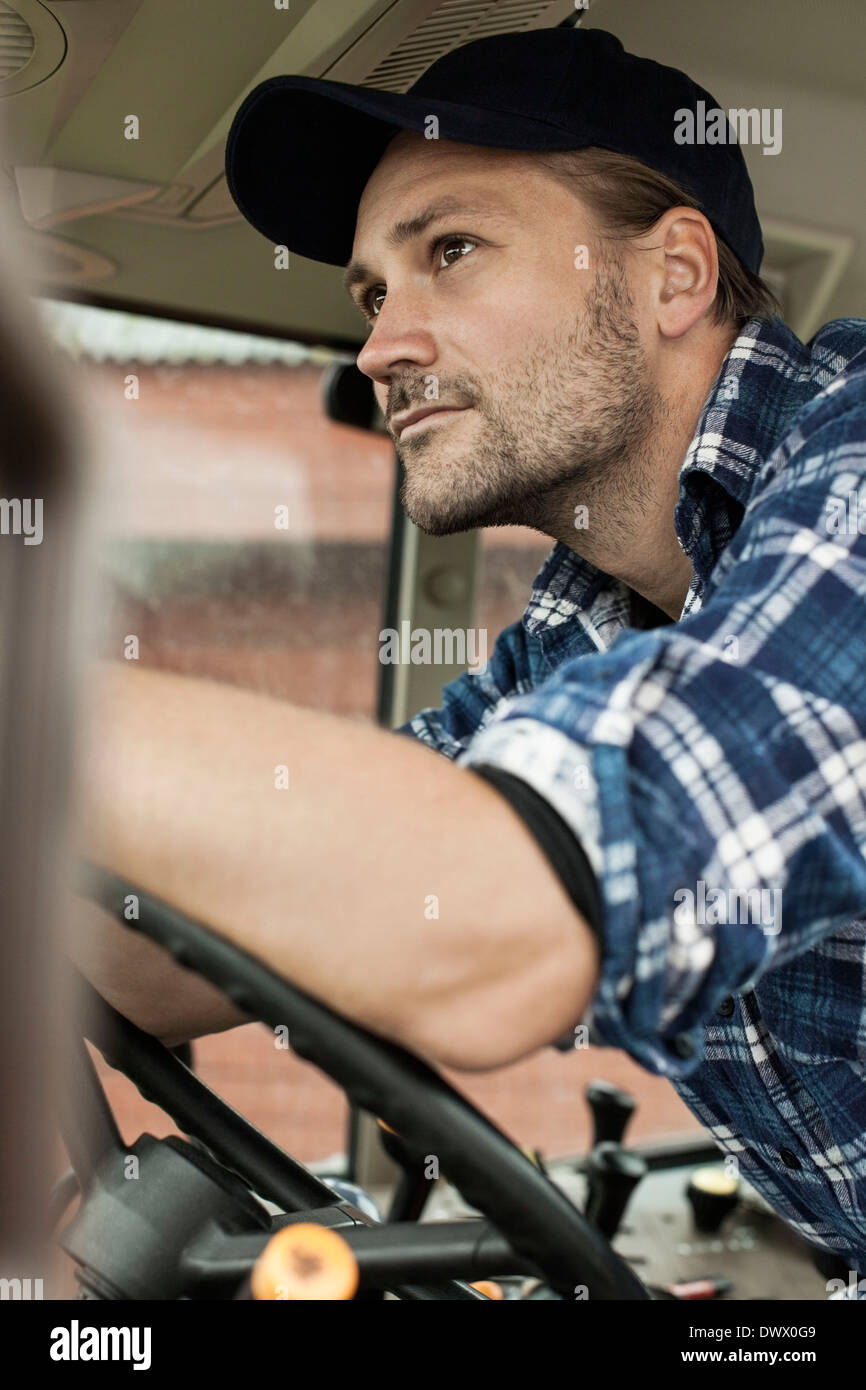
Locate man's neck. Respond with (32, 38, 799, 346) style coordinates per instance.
(531, 326, 738, 620)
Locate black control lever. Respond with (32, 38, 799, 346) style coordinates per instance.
(584, 1142, 647, 1241)
(585, 1079, 637, 1147)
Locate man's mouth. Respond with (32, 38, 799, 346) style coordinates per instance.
(391, 406, 470, 440)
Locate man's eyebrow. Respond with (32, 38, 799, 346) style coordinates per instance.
(342, 196, 507, 300)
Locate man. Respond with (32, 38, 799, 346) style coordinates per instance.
(72, 27, 866, 1281)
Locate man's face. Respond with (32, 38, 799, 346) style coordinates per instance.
(348, 131, 660, 537)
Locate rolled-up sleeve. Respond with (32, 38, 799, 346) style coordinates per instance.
(457, 375, 866, 1078)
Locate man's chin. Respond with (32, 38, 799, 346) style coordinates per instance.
(398, 423, 529, 534)
(398, 449, 479, 536)
(401, 487, 527, 536)
(400, 503, 475, 538)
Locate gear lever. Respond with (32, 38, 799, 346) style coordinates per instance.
(586, 1079, 637, 1147)
(584, 1142, 647, 1241)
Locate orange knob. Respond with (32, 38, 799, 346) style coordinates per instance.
(471, 1280, 504, 1299)
(251, 1222, 359, 1301)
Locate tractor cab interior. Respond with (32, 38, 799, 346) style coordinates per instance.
(0, 0, 863, 1311)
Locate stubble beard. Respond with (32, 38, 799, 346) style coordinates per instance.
(397, 254, 665, 546)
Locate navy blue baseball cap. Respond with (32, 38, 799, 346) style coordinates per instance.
(225, 26, 764, 275)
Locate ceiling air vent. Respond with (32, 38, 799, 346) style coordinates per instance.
(0, 0, 65, 95)
(360, 0, 573, 93)
(0, 1, 34, 80)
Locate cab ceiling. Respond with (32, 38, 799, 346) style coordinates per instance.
(0, 0, 862, 349)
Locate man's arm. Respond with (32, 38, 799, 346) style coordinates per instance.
(69, 660, 600, 1069)
(65, 893, 257, 1048)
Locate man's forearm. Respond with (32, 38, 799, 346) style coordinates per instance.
(65, 893, 257, 1047)
(71, 661, 599, 1069)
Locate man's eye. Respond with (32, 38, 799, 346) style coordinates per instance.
(362, 236, 476, 319)
(365, 287, 386, 318)
(436, 235, 476, 268)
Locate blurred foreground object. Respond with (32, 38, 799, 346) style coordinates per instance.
(0, 130, 96, 1290)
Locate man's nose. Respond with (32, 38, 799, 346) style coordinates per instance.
(355, 294, 437, 387)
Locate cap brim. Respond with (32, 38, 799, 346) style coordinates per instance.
(225, 74, 580, 266)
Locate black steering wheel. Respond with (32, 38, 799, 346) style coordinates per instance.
(65, 863, 651, 1301)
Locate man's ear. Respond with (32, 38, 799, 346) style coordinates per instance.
(652, 207, 719, 339)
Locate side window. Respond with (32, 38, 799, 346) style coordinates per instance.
(42, 300, 394, 1162)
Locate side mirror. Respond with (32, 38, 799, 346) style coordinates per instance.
(321, 361, 379, 432)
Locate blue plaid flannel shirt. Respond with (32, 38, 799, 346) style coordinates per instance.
(395, 313, 866, 1285)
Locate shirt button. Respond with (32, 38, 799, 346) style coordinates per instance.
(672, 1033, 695, 1059)
(717, 996, 735, 1018)
(779, 1147, 801, 1169)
